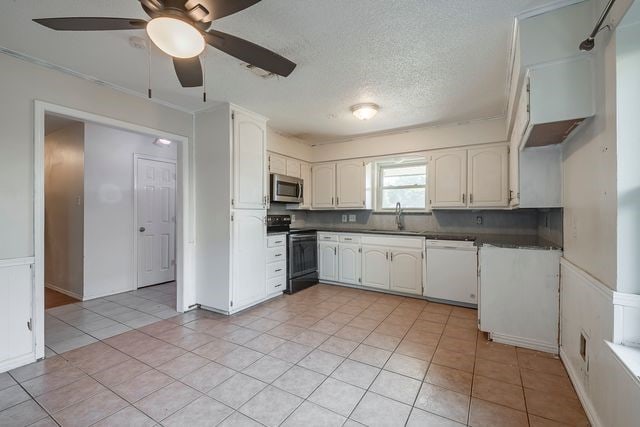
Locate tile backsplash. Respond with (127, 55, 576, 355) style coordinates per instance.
(269, 204, 563, 242)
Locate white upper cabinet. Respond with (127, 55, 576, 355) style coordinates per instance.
(467, 145, 509, 208)
(318, 242, 338, 281)
(233, 110, 267, 209)
(339, 244, 361, 285)
(336, 160, 365, 208)
(312, 163, 336, 208)
(231, 210, 266, 311)
(361, 246, 390, 290)
(286, 158, 301, 178)
(429, 150, 467, 208)
(268, 153, 287, 175)
(389, 249, 423, 295)
(429, 145, 509, 209)
(299, 162, 312, 209)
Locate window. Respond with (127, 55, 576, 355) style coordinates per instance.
(376, 161, 427, 211)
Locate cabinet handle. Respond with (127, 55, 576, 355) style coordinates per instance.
(274, 253, 282, 257)
(470, 194, 473, 204)
(390, 252, 393, 261)
(275, 268, 282, 272)
(275, 283, 282, 288)
(334, 247, 337, 255)
(344, 237, 352, 241)
(275, 240, 283, 244)
(386, 252, 389, 260)
(462, 193, 466, 204)
(332, 197, 334, 205)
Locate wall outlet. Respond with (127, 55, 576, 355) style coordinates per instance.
(341, 214, 348, 223)
(348, 214, 356, 222)
(291, 214, 296, 223)
(476, 216, 483, 225)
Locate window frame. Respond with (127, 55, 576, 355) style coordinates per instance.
(375, 159, 429, 212)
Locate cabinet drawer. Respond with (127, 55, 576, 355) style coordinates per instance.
(267, 234, 287, 248)
(361, 235, 424, 249)
(267, 277, 286, 293)
(339, 235, 361, 244)
(267, 262, 286, 279)
(318, 233, 338, 242)
(267, 247, 286, 263)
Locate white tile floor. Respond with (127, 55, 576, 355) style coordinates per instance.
(45, 282, 177, 354)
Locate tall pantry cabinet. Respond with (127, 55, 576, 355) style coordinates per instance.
(195, 104, 271, 314)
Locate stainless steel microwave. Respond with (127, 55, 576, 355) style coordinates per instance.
(270, 173, 303, 203)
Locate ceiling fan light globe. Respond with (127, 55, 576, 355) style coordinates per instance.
(351, 103, 379, 120)
(146, 17, 205, 58)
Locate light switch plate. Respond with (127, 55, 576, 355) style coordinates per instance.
(341, 214, 348, 223)
(348, 214, 356, 222)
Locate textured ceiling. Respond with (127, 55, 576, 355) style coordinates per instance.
(0, 0, 554, 142)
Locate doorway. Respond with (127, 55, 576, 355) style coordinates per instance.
(34, 101, 193, 360)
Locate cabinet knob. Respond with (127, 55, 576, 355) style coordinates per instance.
(139, 227, 146, 232)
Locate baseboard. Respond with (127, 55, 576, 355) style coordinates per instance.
(0, 352, 36, 374)
(45, 283, 83, 301)
(560, 347, 603, 427)
(489, 332, 558, 354)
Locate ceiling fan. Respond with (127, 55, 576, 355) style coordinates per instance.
(33, 0, 296, 88)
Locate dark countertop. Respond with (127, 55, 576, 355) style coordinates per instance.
(289, 227, 562, 250)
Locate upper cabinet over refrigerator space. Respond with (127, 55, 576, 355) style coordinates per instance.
(233, 110, 267, 210)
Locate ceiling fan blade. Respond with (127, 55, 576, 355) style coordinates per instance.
(204, 30, 296, 77)
(173, 57, 204, 87)
(200, 0, 262, 20)
(33, 17, 147, 31)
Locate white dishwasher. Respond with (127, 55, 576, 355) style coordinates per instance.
(425, 239, 478, 305)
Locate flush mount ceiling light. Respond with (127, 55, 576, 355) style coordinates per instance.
(351, 103, 379, 120)
(146, 17, 205, 58)
(154, 138, 172, 146)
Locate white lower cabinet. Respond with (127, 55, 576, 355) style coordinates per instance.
(318, 233, 425, 297)
(361, 246, 390, 290)
(389, 249, 423, 295)
(231, 210, 267, 310)
(318, 242, 338, 281)
(0, 261, 35, 372)
(339, 244, 361, 285)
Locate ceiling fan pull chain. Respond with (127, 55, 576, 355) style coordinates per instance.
(147, 35, 152, 99)
(203, 53, 207, 103)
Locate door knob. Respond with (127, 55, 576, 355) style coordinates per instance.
(139, 227, 146, 232)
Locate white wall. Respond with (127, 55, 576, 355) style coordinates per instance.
(83, 123, 177, 299)
(44, 122, 85, 298)
(310, 118, 507, 163)
(0, 53, 193, 261)
(616, 17, 640, 295)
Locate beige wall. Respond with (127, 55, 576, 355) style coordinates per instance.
(561, 0, 634, 291)
(44, 122, 85, 298)
(267, 128, 313, 162)
(0, 53, 193, 260)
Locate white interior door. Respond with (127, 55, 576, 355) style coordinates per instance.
(137, 158, 176, 288)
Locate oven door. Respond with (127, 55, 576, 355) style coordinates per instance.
(271, 174, 303, 203)
(288, 234, 317, 278)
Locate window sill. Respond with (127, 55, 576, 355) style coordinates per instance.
(606, 341, 640, 388)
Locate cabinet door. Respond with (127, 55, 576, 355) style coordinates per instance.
(286, 158, 301, 178)
(339, 244, 361, 285)
(509, 80, 530, 207)
(233, 112, 266, 209)
(0, 263, 34, 371)
(389, 249, 423, 295)
(429, 150, 467, 208)
(268, 153, 287, 175)
(361, 246, 390, 290)
(299, 162, 312, 209)
(336, 161, 365, 208)
(318, 242, 338, 281)
(312, 163, 336, 209)
(467, 146, 509, 208)
(232, 210, 267, 309)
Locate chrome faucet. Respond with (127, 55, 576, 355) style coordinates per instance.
(395, 202, 404, 230)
